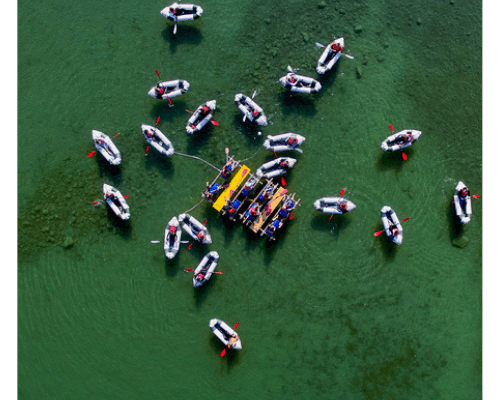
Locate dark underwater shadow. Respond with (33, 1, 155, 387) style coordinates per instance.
(186, 125, 214, 155)
(209, 335, 241, 366)
(161, 25, 203, 52)
(105, 207, 132, 239)
(277, 91, 317, 118)
(96, 157, 123, 186)
(144, 149, 175, 179)
(232, 113, 266, 145)
(193, 275, 218, 308)
(376, 148, 414, 172)
(447, 197, 463, 244)
(315, 63, 340, 97)
(374, 225, 398, 261)
(164, 251, 180, 278)
(150, 100, 190, 124)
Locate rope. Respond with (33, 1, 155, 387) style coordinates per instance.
(183, 198, 204, 214)
(241, 146, 264, 162)
(174, 152, 221, 171)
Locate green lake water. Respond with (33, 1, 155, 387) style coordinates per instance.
(18, 0, 482, 398)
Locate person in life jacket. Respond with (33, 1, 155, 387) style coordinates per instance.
(168, 226, 177, 237)
(287, 137, 298, 146)
(389, 225, 399, 236)
(201, 105, 210, 116)
(190, 124, 196, 129)
(460, 187, 470, 197)
(287, 74, 298, 86)
(221, 163, 233, 179)
(331, 42, 343, 52)
(196, 273, 204, 282)
(155, 86, 165, 99)
(280, 160, 289, 169)
(107, 192, 115, 201)
(340, 201, 348, 211)
(197, 232, 206, 242)
(145, 129, 154, 138)
(252, 109, 259, 117)
(227, 334, 238, 349)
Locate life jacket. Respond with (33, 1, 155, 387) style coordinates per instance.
(228, 207, 236, 214)
(280, 161, 288, 168)
(169, 226, 177, 233)
(287, 137, 297, 145)
(253, 110, 259, 117)
(202, 106, 210, 112)
(191, 124, 196, 129)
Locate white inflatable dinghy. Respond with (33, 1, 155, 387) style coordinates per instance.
(209, 319, 242, 350)
(279, 73, 322, 94)
(92, 130, 121, 165)
(141, 124, 174, 156)
(148, 80, 190, 100)
(316, 37, 345, 74)
(256, 157, 297, 178)
(178, 213, 212, 244)
(234, 93, 267, 126)
(263, 133, 305, 153)
(381, 129, 422, 152)
(453, 181, 472, 224)
(160, 2, 203, 22)
(103, 184, 130, 220)
(164, 216, 182, 259)
(186, 100, 216, 134)
(381, 205, 403, 245)
(314, 197, 356, 214)
(193, 251, 219, 287)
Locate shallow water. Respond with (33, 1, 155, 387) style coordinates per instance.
(18, 0, 481, 398)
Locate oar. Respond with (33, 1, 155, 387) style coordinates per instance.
(88, 151, 96, 158)
(315, 42, 326, 48)
(186, 108, 220, 126)
(281, 177, 286, 186)
(289, 213, 294, 220)
(184, 268, 224, 274)
(342, 53, 354, 59)
(151, 240, 190, 244)
(156, 69, 161, 80)
(225, 147, 229, 162)
(294, 148, 303, 153)
(173, 15, 178, 35)
(113, 132, 121, 138)
(91, 200, 103, 205)
(145, 145, 150, 155)
(220, 322, 240, 357)
(340, 188, 346, 197)
(374, 217, 410, 237)
(473, 194, 480, 199)
(156, 116, 160, 125)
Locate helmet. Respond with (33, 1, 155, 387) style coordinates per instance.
(191, 124, 195, 129)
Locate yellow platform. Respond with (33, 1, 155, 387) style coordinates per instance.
(250, 187, 288, 233)
(213, 165, 250, 212)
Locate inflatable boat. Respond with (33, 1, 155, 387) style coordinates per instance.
(164, 216, 182, 259)
(148, 80, 190, 100)
(209, 319, 242, 350)
(381, 129, 422, 152)
(141, 124, 174, 156)
(279, 73, 322, 94)
(92, 130, 121, 165)
(178, 213, 212, 244)
(160, 3, 203, 22)
(103, 184, 130, 220)
(186, 100, 216, 134)
(381, 206, 403, 245)
(263, 133, 306, 153)
(193, 251, 219, 287)
(453, 181, 472, 224)
(316, 37, 345, 74)
(256, 157, 297, 178)
(314, 197, 356, 214)
(234, 93, 268, 126)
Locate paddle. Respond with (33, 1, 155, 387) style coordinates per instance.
(340, 188, 346, 197)
(390, 124, 408, 160)
(225, 147, 229, 162)
(150, 240, 190, 244)
(184, 268, 224, 275)
(294, 148, 303, 153)
(281, 177, 286, 186)
(145, 145, 150, 155)
(156, 116, 160, 125)
(220, 322, 240, 357)
(88, 151, 96, 158)
(185, 108, 219, 126)
(473, 194, 480, 199)
(91, 200, 102, 205)
(289, 213, 294, 220)
(113, 132, 121, 138)
(374, 217, 410, 237)
(315, 42, 326, 48)
(156, 69, 161, 80)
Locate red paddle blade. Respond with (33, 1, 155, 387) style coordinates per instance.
(168, 98, 173, 106)
(374, 230, 384, 237)
(113, 132, 121, 138)
(184, 268, 194, 272)
(401, 217, 410, 222)
(123, 195, 130, 198)
(187, 244, 193, 250)
(289, 213, 294, 220)
(145, 145, 150, 154)
(211, 120, 219, 126)
(214, 271, 224, 275)
(402, 152, 408, 161)
(274, 151, 277, 157)
(389, 124, 394, 132)
(281, 177, 286, 186)
(156, 116, 160, 125)
(328, 214, 333, 222)
(473, 194, 480, 199)
(340, 188, 346, 197)
(234, 322, 239, 330)
(220, 348, 226, 357)
(203, 220, 208, 226)
(88, 151, 96, 157)
(185, 109, 193, 113)
(91, 201, 100, 205)
(155, 69, 160, 79)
